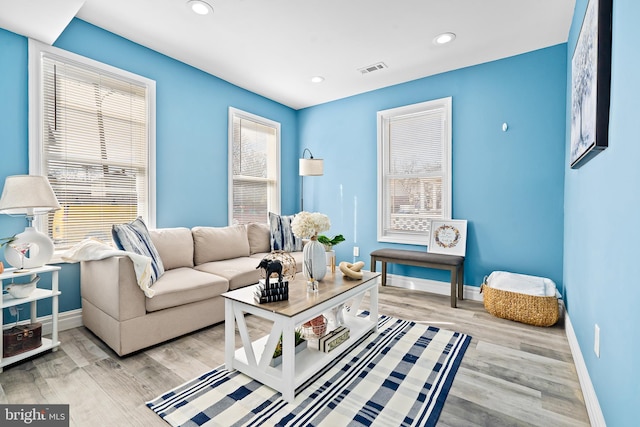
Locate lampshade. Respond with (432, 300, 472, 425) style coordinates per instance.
(299, 149, 324, 211)
(299, 158, 324, 176)
(0, 175, 61, 215)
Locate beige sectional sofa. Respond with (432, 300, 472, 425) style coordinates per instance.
(80, 223, 303, 356)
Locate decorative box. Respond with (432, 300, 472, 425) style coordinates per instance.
(3, 323, 43, 358)
(319, 326, 350, 353)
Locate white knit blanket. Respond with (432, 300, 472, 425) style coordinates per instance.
(485, 270, 557, 297)
(61, 238, 155, 297)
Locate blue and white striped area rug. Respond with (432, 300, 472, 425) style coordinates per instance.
(147, 315, 471, 427)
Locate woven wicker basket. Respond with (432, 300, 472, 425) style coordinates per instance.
(480, 284, 559, 327)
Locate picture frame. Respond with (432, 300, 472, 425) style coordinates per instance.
(570, 0, 613, 169)
(428, 219, 467, 257)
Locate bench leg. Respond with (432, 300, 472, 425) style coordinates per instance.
(370, 256, 386, 286)
(450, 268, 457, 308)
(457, 264, 464, 302)
(381, 261, 387, 286)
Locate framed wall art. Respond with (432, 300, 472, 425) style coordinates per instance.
(428, 219, 467, 257)
(570, 0, 613, 169)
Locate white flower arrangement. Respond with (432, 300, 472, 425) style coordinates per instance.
(291, 211, 331, 239)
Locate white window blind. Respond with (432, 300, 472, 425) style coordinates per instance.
(229, 108, 280, 225)
(29, 41, 155, 250)
(377, 97, 452, 245)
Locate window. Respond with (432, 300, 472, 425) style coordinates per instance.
(29, 40, 156, 251)
(228, 108, 280, 225)
(377, 97, 452, 245)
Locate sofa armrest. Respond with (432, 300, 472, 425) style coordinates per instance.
(80, 256, 146, 321)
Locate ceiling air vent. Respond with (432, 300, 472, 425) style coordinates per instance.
(358, 62, 387, 75)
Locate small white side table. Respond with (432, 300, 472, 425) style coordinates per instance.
(0, 265, 61, 372)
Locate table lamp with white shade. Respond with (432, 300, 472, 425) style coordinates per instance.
(0, 175, 61, 271)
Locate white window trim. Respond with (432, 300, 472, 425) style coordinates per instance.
(227, 107, 281, 225)
(376, 97, 452, 245)
(28, 39, 157, 259)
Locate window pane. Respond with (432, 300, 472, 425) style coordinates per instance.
(37, 53, 152, 249)
(387, 177, 442, 234)
(377, 98, 451, 245)
(233, 118, 274, 178)
(229, 109, 280, 225)
(233, 180, 268, 224)
(388, 110, 444, 175)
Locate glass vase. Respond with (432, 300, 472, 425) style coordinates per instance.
(303, 235, 327, 281)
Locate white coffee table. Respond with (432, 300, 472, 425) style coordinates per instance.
(223, 271, 380, 403)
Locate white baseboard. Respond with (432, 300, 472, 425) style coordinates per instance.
(384, 273, 483, 302)
(10, 309, 83, 336)
(565, 313, 606, 426)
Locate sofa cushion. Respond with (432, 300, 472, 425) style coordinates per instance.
(112, 217, 165, 284)
(192, 225, 250, 265)
(145, 267, 229, 312)
(246, 222, 271, 254)
(269, 212, 302, 252)
(195, 257, 262, 291)
(149, 227, 194, 270)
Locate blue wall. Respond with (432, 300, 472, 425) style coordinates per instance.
(0, 19, 298, 318)
(1, 20, 567, 316)
(299, 45, 567, 289)
(564, 0, 639, 425)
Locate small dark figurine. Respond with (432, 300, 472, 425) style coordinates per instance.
(256, 259, 283, 283)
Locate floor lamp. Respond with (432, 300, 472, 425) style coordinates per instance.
(299, 148, 323, 211)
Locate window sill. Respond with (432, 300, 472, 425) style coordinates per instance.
(378, 234, 430, 246)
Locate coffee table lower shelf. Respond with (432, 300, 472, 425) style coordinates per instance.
(232, 314, 375, 395)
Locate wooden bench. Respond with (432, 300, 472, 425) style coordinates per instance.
(370, 248, 465, 308)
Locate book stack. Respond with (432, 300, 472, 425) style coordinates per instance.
(318, 326, 350, 353)
(254, 278, 289, 303)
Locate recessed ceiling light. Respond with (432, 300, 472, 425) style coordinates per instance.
(311, 76, 325, 83)
(187, 0, 213, 15)
(433, 32, 456, 45)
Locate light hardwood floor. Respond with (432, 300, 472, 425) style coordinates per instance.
(0, 286, 590, 426)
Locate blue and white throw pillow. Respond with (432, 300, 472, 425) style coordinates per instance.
(269, 212, 302, 252)
(112, 217, 165, 284)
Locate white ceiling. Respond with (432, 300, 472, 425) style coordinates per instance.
(0, 0, 84, 45)
(1, 0, 576, 110)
